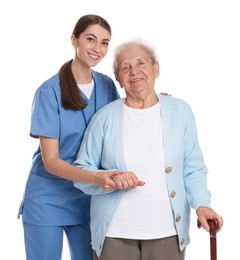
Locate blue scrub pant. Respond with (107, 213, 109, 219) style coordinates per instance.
(23, 222, 93, 260)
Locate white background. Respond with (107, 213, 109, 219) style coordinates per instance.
(1, 0, 239, 259)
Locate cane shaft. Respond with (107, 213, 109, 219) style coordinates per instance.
(210, 236, 217, 260)
(208, 220, 218, 260)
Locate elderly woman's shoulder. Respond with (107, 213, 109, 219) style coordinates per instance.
(159, 93, 187, 103)
(158, 94, 193, 110)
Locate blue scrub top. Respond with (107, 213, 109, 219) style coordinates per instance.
(18, 71, 119, 226)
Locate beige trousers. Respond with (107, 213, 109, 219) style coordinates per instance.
(93, 235, 186, 260)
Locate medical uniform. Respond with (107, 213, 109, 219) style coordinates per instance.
(18, 70, 119, 260)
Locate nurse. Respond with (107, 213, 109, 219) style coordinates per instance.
(18, 14, 121, 260)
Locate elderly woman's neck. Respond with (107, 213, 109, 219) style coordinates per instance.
(124, 94, 158, 109)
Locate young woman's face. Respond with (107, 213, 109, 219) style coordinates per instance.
(72, 24, 111, 68)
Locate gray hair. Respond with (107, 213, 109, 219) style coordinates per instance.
(113, 40, 158, 78)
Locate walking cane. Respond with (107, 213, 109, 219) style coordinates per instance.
(198, 219, 218, 260)
(208, 219, 218, 260)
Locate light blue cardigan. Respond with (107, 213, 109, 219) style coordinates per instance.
(73, 94, 211, 257)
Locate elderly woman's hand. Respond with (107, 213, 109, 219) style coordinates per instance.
(93, 170, 144, 191)
(110, 171, 145, 190)
(196, 206, 223, 232)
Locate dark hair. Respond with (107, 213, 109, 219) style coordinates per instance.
(59, 14, 112, 110)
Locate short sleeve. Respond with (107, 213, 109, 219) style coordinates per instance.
(30, 85, 60, 139)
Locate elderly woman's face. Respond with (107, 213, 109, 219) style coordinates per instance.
(116, 46, 159, 98)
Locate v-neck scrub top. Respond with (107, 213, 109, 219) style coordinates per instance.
(18, 70, 119, 226)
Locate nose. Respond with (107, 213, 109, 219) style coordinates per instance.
(129, 67, 139, 76)
(92, 42, 101, 53)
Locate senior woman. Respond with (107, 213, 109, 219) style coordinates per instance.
(73, 40, 223, 260)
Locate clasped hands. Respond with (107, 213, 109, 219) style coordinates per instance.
(94, 170, 145, 191)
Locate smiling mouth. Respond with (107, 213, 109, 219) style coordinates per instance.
(88, 53, 100, 60)
(130, 78, 142, 83)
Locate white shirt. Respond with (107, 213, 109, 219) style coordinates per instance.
(78, 80, 94, 99)
(106, 102, 176, 239)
